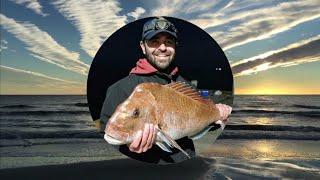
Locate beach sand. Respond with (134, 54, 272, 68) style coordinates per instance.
(0, 157, 217, 180)
(1, 138, 319, 179)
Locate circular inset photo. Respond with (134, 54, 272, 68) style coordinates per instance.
(87, 16, 234, 164)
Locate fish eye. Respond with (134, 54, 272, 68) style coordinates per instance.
(132, 108, 140, 118)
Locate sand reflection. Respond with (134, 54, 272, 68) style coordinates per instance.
(195, 139, 320, 160)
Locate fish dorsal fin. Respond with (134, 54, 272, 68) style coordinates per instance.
(165, 82, 216, 107)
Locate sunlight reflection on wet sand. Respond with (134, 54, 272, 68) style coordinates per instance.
(195, 139, 320, 159)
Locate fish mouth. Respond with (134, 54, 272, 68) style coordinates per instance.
(104, 134, 124, 145)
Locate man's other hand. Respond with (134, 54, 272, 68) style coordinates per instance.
(128, 123, 157, 153)
(216, 103, 232, 120)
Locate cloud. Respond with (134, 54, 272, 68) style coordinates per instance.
(0, 65, 85, 94)
(10, 0, 48, 16)
(149, 0, 220, 17)
(0, 65, 80, 84)
(52, 0, 128, 57)
(0, 14, 89, 75)
(194, 0, 320, 50)
(127, 7, 146, 20)
(231, 35, 320, 77)
(1, 40, 8, 44)
(0, 39, 8, 52)
(147, 0, 320, 50)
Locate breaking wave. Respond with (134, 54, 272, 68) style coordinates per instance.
(220, 131, 320, 140)
(74, 103, 89, 107)
(0, 105, 35, 108)
(292, 104, 320, 109)
(0, 130, 102, 140)
(232, 110, 320, 118)
(225, 125, 320, 132)
(0, 110, 90, 116)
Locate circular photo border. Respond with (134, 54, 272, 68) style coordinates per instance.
(87, 16, 234, 164)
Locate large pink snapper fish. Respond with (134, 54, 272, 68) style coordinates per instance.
(104, 82, 228, 158)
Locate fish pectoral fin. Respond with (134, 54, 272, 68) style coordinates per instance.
(189, 126, 213, 140)
(156, 127, 191, 159)
(156, 131, 174, 148)
(215, 120, 227, 130)
(156, 142, 172, 153)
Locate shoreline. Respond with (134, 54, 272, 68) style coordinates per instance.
(1, 139, 319, 168)
(1, 156, 319, 180)
(1, 139, 319, 179)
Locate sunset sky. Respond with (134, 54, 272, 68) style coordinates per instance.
(1, 0, 319, 95)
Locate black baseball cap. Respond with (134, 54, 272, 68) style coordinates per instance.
(142, 17, 178, 40)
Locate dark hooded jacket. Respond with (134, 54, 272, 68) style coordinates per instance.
(100, 58, 195, 164)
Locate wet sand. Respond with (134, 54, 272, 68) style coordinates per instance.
(0, 157, 214, 180)
(1, 155, 319, 180)
(1, 139, 319, 179)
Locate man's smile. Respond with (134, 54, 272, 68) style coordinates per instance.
(154, 53, 171, 57)
(156, 55, 169, 57)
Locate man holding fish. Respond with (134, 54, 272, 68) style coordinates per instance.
(100, 17, 232, 164)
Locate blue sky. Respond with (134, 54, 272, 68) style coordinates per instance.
(0, 0, 319, 94)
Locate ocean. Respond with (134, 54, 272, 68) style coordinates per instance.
(0, 95, 319, 179)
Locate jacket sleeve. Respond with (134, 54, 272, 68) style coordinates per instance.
(99, 84, 129, 132)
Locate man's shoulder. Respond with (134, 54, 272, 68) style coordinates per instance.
(108, 74, 143, 92)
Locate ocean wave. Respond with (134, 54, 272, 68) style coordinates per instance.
(0, 110, 90, 116)
(0, 138, 104, 147)
(292, 104, 320, 109)
(249, 101, 280, 106)
(232, 110, 320, 118)
(59, 103, 88, 107)
(74, 103, 89, 107)
(2, 126, 320, 142)
(225, 125, 320, 132)
(232, 102, 280, 108)
(1, 123, 75, 128)
(0, 118, 91, 124)
(0, 130, 102, 140)
(244, 105, 278, 108)
(0, 105, 35, 108)
(219, 131, 320, 140)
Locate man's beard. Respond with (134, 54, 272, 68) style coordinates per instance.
(145, 52, 175, 70)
